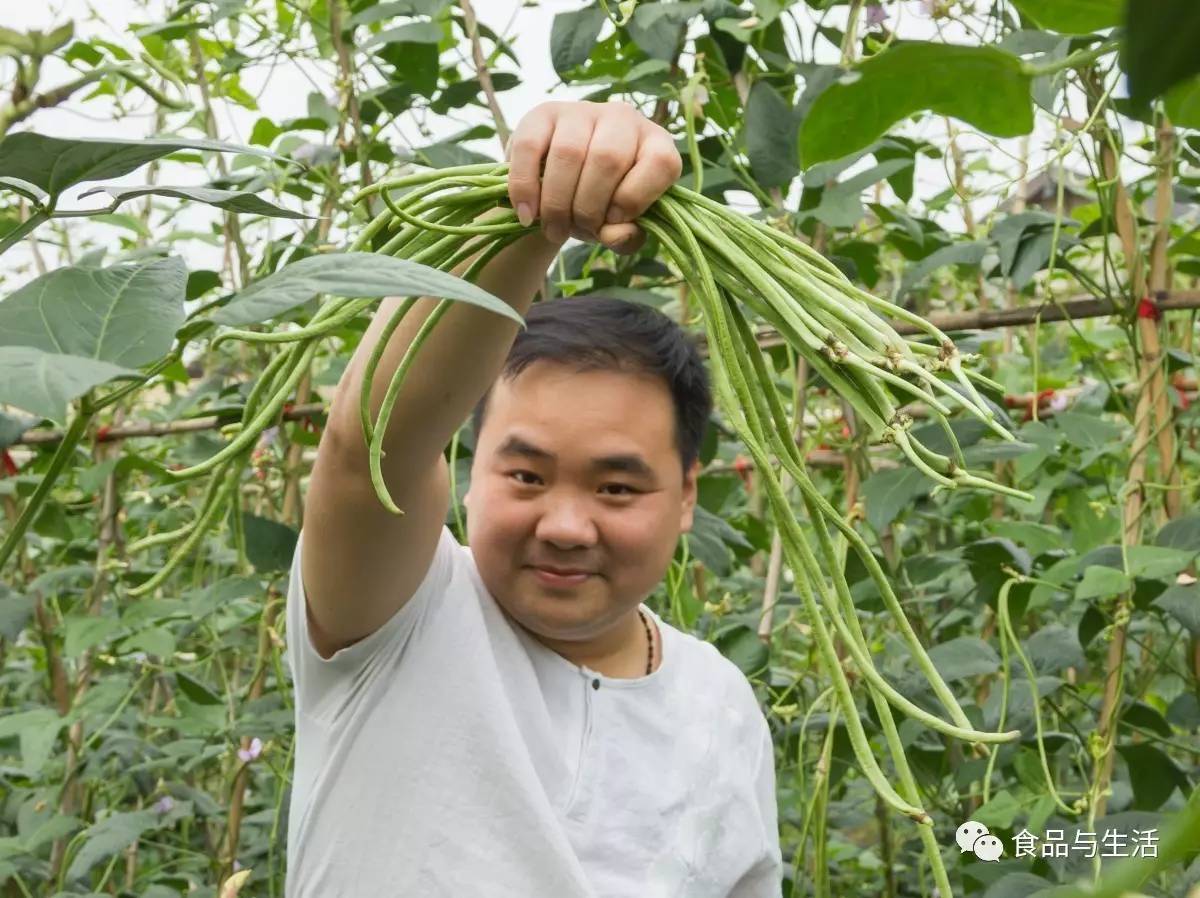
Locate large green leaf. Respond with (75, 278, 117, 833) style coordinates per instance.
(1156, 514, 1200, 551)
(861, 465, 934, 531)
(1153, 583, 1200, 636)
(66, 810, 161, 880)
(551, 6, 607, 75)
(1076, 564, 1132, 599)
(211, 251, 522, 327)
(1010, 0, 1122, 33)
(1122, 0, 1200, 104)
(902, 238, 988, 294)
(242, 513, 299, 572)
(1053, 410, 1124, 450)
(1116, 744, 1190, 811)
(806, 159, 914, 229)
(363, 20, 443, 50)
(348, 0, 454, 28)
(799, 43, 1033, 165)
(687, 504, 753, 577)
(0, 256, 186, 367)
(0, 347, 135, 423)
(714, 623, 769, 677)
(746, 81, 802, 188)
(0, 708, 64, 776)
(972, 789, 1022, 829)
(78, 185, 311, 219)
(0, 133, 285, 201)
(1165, 78, 1200, 130)
(928, 636, 1000, 681)
(627, 2, 702, 61)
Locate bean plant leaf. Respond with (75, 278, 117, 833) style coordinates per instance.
(928, 636, 1000, 682)
(0, 585, 33, 640)
(714, 624, 769, 677)
(1053, 410, 1123, 450)
(1164, 78, 1200, 129)
(0, 256, 187, 367)
(0, 347, 136, 423)
(1153, 583, 1200, 636)
(1126, 546, 1195, 580)
(807, 159, 913, 228)
(861, 466, 934, 531)
(1116, 744, 1190, 811)
(66, 810, 162, 880)
(78, 185, 312, 219)
(212, 252, 522, 327)
(242, 513, 299, 572)
(799, 43, 1033, 165)
(0, 133, 288, 201)
(1076, 565, 1132, 600)
(551, 6, 607, 75)
(626, 2, 702, 61)
(1156, 514, 1200, 552)
(747, 81, 802, 188)
(0, 708, 64, 776)
(900, 237, 989, 295)
(1009, 0, 1122, 33)
(687, 504, 752, 577)
(348, 0, 454, 28)
(1025, 623, 1085, 674)
(972, 789, 1022, 829)
(1122, 0, 1200, 104)
(363, 21, 443, 50)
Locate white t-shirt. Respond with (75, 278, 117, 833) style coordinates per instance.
(283, 523, 783, 897)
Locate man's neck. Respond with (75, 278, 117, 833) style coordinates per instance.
(532, 607, 657, 679)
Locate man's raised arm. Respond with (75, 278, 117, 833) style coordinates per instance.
(298, 100, 681, 659)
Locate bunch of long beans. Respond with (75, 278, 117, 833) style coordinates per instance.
(137, 159, 1029, 889)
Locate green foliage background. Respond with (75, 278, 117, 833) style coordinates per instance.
(0, 1, 1198, 896)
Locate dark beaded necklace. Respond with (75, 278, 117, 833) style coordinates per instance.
(637, 608, 654, 675)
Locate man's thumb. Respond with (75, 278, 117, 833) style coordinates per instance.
(597, 222, 644, 254)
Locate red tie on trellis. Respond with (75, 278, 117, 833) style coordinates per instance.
(1136, 295, 1161, 322)
(282, 403, 321, 434)
(0, 450, 16, 478)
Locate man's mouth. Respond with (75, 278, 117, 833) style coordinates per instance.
(528, 566, 594, 588)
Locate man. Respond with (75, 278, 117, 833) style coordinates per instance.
(284, 99, 783, 897)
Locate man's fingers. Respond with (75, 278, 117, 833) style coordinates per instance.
(609, 130, 683, 224)
(571, 109, 638, 240)
(506, 105, 555, 228)
(538, 111, 594, 244)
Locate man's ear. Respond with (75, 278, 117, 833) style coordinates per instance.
(679, 457, 701, 533)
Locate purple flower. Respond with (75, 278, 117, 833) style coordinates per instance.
(866, 3, 887, 26)
(237, 737, 263, 763)
(233, 859, 243, 872)
(154, 795, 175, 815)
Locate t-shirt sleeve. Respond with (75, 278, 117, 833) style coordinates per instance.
(284, 523, 458, 721)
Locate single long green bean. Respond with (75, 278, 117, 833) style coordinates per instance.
(367, 299, 455, 513)
(168, 340, 320, 480)
(212, 297, 375, 349)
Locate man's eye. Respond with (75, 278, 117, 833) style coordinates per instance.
(509, 471, 540, 485)
(601, 484, 637, 496)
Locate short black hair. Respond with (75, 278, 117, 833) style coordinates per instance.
(470, 295, 712, 477)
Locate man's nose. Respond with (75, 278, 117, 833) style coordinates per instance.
(534, 497, 598, 548)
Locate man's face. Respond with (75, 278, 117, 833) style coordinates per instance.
(464, 360, 699, 643)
